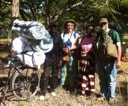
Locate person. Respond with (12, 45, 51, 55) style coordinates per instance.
(39, 22, 63, 101)
(95, 18, 121, 104)
(60, 19, 80, 92)
(77, 24, 96, 98)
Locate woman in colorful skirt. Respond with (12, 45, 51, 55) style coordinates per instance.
(78, 24, 96, 98)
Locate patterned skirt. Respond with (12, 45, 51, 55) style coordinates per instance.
(78, 51, 95, 94)
(60, 53, 78, 90)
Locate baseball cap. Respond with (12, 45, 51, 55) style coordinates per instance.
(99, 18, 108, 23)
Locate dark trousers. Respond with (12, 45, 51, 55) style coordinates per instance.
(40, 56, 60, 95)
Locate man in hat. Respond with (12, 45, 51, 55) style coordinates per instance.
(39, 22, 63, 100)
(95, 18, 122, 104)
(60, 19, 80, 92)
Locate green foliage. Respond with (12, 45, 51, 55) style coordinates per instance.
(0, 2, 11, 38)
(20, 0, 43, 20)
(0, 2, 11, 28)
(1, 0, 128, 38)
(121, 0, 128, 6)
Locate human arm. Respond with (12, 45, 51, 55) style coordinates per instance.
(116, 42, 121, 68)
(58, 35, 63, 66)
(113, 30, 122, 68)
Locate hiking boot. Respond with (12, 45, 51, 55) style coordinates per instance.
(96, 96, 105, 102)
(108, 98, 116, 105)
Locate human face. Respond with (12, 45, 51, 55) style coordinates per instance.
(50, 27, 57, 33)
(66, 22, 75, 33)
(99, 22, 108, 30)
(86, 26, 94, 34)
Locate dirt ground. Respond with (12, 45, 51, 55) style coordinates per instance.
(0, 72, 127, 106)
(0, 45, 128, 106)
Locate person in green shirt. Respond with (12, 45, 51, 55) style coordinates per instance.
(95, 18, 122, 105)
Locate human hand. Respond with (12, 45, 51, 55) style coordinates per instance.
(116, 60, 121, 68)
(58, 60, 62, 67)
(63, 48, 69, 54)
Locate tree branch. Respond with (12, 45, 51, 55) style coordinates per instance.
(1, 0, 11, 5)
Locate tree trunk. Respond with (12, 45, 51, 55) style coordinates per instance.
(12, 0, 19, 21)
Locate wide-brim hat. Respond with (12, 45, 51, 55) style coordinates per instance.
(99, 18, 108, 23)
(64, 19, 76, 28)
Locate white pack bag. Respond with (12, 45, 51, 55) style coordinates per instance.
(11, 36, 28, 54)
(12, 19, 46, 40)
(17, 51, 46, 69)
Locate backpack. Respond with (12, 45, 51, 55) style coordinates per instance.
(12, 20, 47, 40)
(110, 23, 127, 60)
(17, 51, 45, 69)
(95, 29, 117, 61)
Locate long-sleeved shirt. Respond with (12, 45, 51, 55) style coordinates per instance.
(46, 32, 63, 60)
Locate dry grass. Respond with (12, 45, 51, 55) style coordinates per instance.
(0, 39, 11, 44)
(0, 66, 127, 106)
